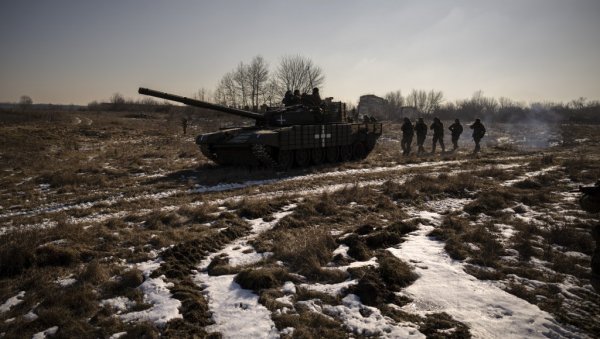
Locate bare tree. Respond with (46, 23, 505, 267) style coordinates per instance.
(233, 62, 251, 108)
(384, 90, 404, 119)
(110, 92, 125, 105)
(194, 88, 210, 102)
(215, 72, 238, 107)
(406, 89, 427, 113)
(404, 89, 444, 115)
(247, 56, 269, 111)
(275, 55, 324, 94)
(19, 95, 33, 110)
(426, 90, 444, 114)
(262, 78, 281, 107)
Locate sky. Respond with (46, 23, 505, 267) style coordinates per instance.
(1, 0, 599, 106)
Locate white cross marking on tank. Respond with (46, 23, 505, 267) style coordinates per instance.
(314, 125, 331, 147)
(277, 114, 286, 125)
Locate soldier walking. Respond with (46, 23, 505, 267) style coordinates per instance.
(400, 117, 414, 156)
(415, 118, 428, 155)
(430, 117, 445, 154)
(470, 118, 486, 153)
(448, 119, 463, 151)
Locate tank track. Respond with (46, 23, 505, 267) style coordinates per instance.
(200, 144, 219, 162)
(251, 144, 280, 169)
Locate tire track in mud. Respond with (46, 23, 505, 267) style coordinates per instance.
(1, 156, 532, 232)
(1, 159, 466, 220)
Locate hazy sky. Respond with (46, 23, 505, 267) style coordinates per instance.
(1, 0, 599, 105)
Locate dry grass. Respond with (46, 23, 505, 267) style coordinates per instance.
(2, 115, 599, 337)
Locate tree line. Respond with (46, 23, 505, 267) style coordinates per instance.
(384, 89, 600, 124)
(213, 55, 324, 110)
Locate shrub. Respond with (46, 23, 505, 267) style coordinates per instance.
(144, 211, 182, 229)
(378, 252, 418, 289)
(546, 224, 594, 254)
(349, 269, 389, 306)
(236, 198, 273, 219)
(234, 267, 291, 293)
(273, 311, 345, 339)
(339, 234, 372, 261)
(387, 221, 418, 235)
(0, 243, 36, 277)
(36, 245, 79, 267)
(79, 260, 109, 284)
(364, 231, 403, 249)
(177, 204, 213, 223)
(269, 226, 337, 279)
(206, 255, 236, 276)
(420, 312, 472, 338)
(444, 237, 468, 261)
(464, 191, 512, 215)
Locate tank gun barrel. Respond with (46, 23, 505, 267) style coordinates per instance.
(138, 87, 264, 121)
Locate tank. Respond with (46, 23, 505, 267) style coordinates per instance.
(579, 181, 600, 214)
(138, 87, 382, 170)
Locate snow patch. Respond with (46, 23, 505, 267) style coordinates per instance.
(120, 275, 182, 327)
(195, 205, 297, 338)
(323, 294, 423, 338)
(0, 291, 25, 313)
(196, 274, 279, 339)
(390, 225, 582, 338)
(32, 326, 58, 339)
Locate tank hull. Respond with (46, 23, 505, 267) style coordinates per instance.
(197, 122, 382, 169)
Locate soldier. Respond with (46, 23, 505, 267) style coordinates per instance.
(470, 118, 486, 153)
(291, 89, 302, 105)
(181, 118, 188, 135)
(430, 117, 445, 154)
(401, 117, 414, 156)
(282, 90, 293, 106)
(415, 118, 428, 155)
(311, 87, 322, 107)
(579, 181, 600, 291)
(448, 119, 463, 151)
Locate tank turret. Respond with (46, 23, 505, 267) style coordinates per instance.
(138, 87, 346, 127)
(138, 87, 382, 170)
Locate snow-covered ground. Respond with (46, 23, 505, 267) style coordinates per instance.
(2, 146, 598, 338)
(194, 206, 296, 339)
(391, 225, 582, 338)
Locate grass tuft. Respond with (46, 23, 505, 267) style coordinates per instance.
(234, 267, 292, 293)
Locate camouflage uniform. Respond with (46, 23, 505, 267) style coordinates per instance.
(470, 119, 486, 153)
(430, 117, 445, 153)
(401, 118, 414, 156)
(290, 90, 301, 105)
(414, 118, 428, 155)
(579, 181, 600, 291)
(282, 90, 293, 106)
(310, 88, 322, 107)
(448, 119, 463, 151)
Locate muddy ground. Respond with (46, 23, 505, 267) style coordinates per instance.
(0, 110, 599, 338)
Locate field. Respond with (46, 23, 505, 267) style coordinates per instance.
(1, 110, 599, 338)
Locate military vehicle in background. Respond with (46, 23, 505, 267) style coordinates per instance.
(138, 87, 382, 170)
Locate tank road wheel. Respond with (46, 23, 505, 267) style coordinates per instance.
(311, 148, 324, 165)
(276, 150, 293, 171)
(339, 145, 352, 162)
(295, 149, 310, 167)
(325, 147, 339, 163)
(366, 137, 377, 152)
(352, 142, 367, 160)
